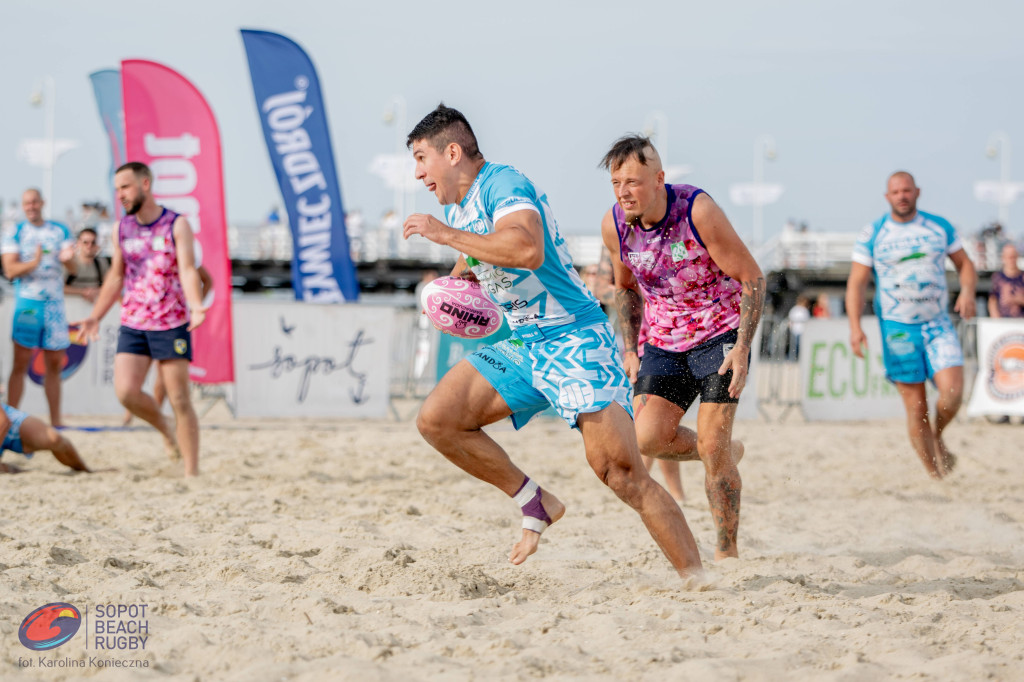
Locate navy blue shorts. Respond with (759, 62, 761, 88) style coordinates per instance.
(635, 329, 743, 410)
(117, 324, 192, 361)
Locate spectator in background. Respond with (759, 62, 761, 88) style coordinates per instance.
(812, 292, 832, 318)
(64, 228, 110, 303)
(988, 243, 1024, 319)
(1, 188, 77, 427)
(788, 294, 811, 360)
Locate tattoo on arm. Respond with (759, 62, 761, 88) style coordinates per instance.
(615, 288, 643, 353)
(737, 276, 766, 348)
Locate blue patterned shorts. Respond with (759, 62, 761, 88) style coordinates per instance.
(12, 297, 69, 351)
(468, 320, 633, 429)
(880, 313, 963, 384)
(1, 403, 30, 456)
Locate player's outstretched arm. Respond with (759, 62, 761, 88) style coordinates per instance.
(404, 209, 544, 270)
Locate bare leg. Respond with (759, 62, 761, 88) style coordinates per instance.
(931, 366, 963, 475)
(697, 403, 742, 560)
(153, 369, 167, 409)
(114, 353, 177, 456)
(158, 359, 199, 477)
(635, 394, 687, 501)
(19, 415, 89, 472)
(895, 381, 942, 479)
(6, 343, 33, 409)
(42, 349, 66, 427)
(635, 393, 744, 464)
(578, 404, 702, 577)
(415, 361, 565, 565)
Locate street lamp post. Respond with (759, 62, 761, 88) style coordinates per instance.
(753, 134, 777, 246)
(986, 131, 1011, 228)
(30, 76, 56, 218)
(383, 95, 408, 220)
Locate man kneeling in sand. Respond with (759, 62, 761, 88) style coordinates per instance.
(0, 403, 91, 473)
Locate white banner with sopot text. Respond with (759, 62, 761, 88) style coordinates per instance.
(967, 318, 1024, 417)
(232, 300, 394, 417)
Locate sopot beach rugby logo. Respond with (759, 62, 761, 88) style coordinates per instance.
(987, 333, 1024, 401)
(19, 603, 82, 651)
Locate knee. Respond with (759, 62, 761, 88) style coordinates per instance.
(698, 435, 733, 475)
(416, 399, 451, 445)
(635, 422, 671, 457)
(165, 389, 191, 414)
(594, 457, 644, 502)
(115, 383, 142, 407)
(939, 385, 963, 407)
(38, 427, 62, 451)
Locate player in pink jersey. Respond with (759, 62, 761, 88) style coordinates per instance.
(78, 162, 208, 477)
(601, 136, 763, 560)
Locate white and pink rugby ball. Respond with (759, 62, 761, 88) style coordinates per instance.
(420, 276, 503, 339)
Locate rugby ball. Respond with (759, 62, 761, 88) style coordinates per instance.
(420, 276, 503, 339)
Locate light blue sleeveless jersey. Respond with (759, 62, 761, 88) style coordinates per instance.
(852, 210, 962, 324)
(445, 162, 602, 331)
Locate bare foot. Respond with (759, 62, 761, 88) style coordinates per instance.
(731, 440, 745, 464)
(715, 548, 739, 561)
(0, 462, 23, 474)
(935, 436, 956, 477)
(121, 410, 133, 427)
(165, 440, 182, 462)
(508, 488, 565, 565)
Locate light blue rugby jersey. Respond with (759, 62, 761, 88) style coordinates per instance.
(444, 162, 602, 331)
(852, 210, 963, 324)
(0, 220, 74, 301)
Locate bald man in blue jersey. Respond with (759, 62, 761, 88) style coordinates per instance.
(846, 171, 977, 479)
(403, 104, 703, 577)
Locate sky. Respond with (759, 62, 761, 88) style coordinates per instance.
(2, 0, 1023, 244)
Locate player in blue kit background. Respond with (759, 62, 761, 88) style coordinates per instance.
(846, 171, 977, 479)
(1, 188, 76, 427)
(403, 104, 703, 577)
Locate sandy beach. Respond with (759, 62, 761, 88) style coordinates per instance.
(1, 403, 1022, 680)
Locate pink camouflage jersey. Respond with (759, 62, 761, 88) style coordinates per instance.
(118, 208, 189, 331)
(614, 184, 741, 353)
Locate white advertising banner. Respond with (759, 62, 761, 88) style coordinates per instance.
(0, 296, 125, 417)
(233, 301, 394, 418)
(967, 319, 1024, 417)
(799, 318, 904, 420)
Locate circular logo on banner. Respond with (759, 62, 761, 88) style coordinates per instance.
(18, 602, 82, 651)
(987, 333, 1024, 401)
(27, 325, 88, 385)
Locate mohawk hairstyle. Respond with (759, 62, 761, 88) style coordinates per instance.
(406, 103, 482, 160)
(600, 135, 656, 171)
